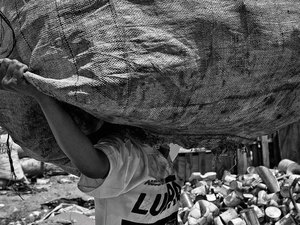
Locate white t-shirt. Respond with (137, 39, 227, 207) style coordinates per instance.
(78, 136, 180, 225)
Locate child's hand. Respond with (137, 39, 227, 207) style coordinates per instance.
(0, 58, 41, 98)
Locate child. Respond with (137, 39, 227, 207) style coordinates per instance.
(0, 58, 181, 225)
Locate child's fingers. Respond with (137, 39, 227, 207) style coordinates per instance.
(7, 63, 19, 80)
(0, 59, 32, 94)
(1, 62, 19, 89)
(2, 59, 27, 83)
(18, 64, 29, 84)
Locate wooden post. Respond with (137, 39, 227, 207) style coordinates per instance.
(270, 132, 281, 168)
(261, 135, 272, 167)
(237, 148, 248, 174)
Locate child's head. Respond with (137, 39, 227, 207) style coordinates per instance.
(62, 103, 104, 135)
(73, 112, 104, 135)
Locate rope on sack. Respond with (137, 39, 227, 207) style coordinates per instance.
(0, 10, 16, 58)
(6, 134, 24, 200)
(6, 134, 16, 180)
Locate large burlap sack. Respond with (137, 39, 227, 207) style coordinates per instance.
(1, 0, 300, 173)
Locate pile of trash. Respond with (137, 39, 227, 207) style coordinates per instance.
(178, 159, 300, 225)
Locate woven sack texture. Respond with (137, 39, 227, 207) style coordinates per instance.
(0, 0, 300, 173)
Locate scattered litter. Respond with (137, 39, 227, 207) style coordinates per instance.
(34, 185, 50, 192)
(36, 203, 95, 224)
(67, 175, 79, 181)
(41, 197, 94, 210)
(0, 190, 7, 195)
(47, 212, 94, 225)
(36, 178, 50, 185)
(57, 178, 73, 184)
(54, 218, 73, 225)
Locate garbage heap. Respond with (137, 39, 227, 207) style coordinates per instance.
(178, 159, 300, 225)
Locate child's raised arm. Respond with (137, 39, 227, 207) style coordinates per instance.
(0, 58, 110, 179)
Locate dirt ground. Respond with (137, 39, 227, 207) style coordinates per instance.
(0, 175, 93, 225)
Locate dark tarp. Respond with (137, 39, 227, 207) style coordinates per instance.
(278, 121, 300, 163)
